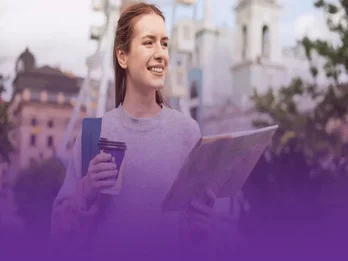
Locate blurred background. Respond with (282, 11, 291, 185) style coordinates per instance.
(1, 0, 348, 256)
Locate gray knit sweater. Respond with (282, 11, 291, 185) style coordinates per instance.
(51, 105, 213, 258)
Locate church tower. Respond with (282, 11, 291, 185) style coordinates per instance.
(194, 0, 219, 107)
(231, 0, 285, 107)
(15, 47, 36, 75)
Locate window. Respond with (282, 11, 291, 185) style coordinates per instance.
(188, 53, 193, 64)
(16, 60, 24, 73)
(190, 107, 198, 121)
(262, 25, 270, 58)
(47, 92, 57, 103)
(190, 81, 198, 99)
(68, 94, 77, 102)
(30, 91, 41, 101)
(29, 158, 36, 166)
(47, 136, 54, 147)
(195, 46, 200, 64)
(31, 118, 37, 126)
(47, 119, 54, 128)
(242, 25, 247, 59)
(30, 134, 36, 146)
(177, 71, 184, 85)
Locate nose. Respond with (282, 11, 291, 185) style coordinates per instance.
(153, 43, 168, 61)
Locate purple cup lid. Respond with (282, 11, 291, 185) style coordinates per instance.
(98, 137, 127, 150)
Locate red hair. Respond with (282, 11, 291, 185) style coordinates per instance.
(113, 2, 168, 108)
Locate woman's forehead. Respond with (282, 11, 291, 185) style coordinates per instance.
(133, 14, 168, 39)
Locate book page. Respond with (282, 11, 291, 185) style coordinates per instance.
(161, 125, 278, 212)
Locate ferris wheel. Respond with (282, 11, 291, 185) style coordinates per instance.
(58, 0, 200, 159)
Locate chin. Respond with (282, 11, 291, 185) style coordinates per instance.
(148, 80, 165, 91)
(154, 84, 164, 91)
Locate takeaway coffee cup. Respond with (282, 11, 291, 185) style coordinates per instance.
(98, 137, 127, 195)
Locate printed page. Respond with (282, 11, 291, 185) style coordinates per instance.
(161, 125, 278, 212)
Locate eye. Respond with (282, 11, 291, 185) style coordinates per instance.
(162, 42, 168, 47)
(144, 41, 152, 46)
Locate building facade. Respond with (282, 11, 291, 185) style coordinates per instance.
(7, 49, 95, 180)
(168, 0, 331, 135)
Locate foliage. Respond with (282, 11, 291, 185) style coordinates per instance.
(0, 74, 15, 163)
(251, 0, 348, 179)
(251, 79, 348, 179)
(12, 157, 66, 238)
(239, 0, 348, 250)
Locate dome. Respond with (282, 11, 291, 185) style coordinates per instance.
(15, 47, 36, 74)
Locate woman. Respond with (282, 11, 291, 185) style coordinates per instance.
(51, 2, 226, 259)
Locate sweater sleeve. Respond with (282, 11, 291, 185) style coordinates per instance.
(186, 118, 202, 151)
(50, 132, 99, 239)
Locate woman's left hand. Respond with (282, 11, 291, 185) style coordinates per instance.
(186, 188, 216, 236)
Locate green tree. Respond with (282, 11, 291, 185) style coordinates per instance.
(12, 157, 66, 239)
(0, 74, 15, 163)
(239, 0, 348, 251)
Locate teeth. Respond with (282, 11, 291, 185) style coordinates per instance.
(150, 67, 163, 73)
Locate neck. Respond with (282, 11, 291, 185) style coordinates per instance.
(122, 87, 162, 118)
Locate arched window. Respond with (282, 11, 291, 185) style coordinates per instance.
(242, 25, 247, 59)
(47, 119, 54, 128)
(262, 25, 270, 58)
(31, 117, 37, 126)
(190, 81, 198, 99)
(190, 81, 198, 120)
(195, 46, 200, 64)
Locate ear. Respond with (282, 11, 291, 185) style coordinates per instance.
(116, 48, 128, 69)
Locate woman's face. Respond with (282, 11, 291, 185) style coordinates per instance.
(124, 13, 169, 94)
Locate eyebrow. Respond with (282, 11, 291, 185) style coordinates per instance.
(142, 35, 169, 41)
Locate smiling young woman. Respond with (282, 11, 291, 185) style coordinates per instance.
(50, 2, 222, 260)
(114, 6, 169, 110)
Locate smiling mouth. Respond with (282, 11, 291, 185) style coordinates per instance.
(148, 66, 164, 73)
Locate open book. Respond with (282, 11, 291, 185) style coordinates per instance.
(161, 125, 278, 212)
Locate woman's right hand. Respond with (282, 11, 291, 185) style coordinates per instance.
(83, 152, 118, 202)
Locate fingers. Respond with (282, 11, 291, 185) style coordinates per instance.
(91, 162, 117, 173)
(189, 201, 214, 217)
(90, 152, 112, 165)
(187, 188, 216, 216)
(205, 188, 216, 208)
(187, 210, 215, 234)
(189, 212, 214, 227)
(94, 179, 117, 190)
(88, 152, 117, 175)
(189, 218, 212, 232)
(93, 170, 118, 181)
(88, 170, 118, 190)
(186, 188, 217, 234)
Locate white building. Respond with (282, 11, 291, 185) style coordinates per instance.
(168, 0, 330, 135)
(231, 0, 285, 105)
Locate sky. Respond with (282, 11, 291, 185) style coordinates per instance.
(0, 0, 332, 99)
